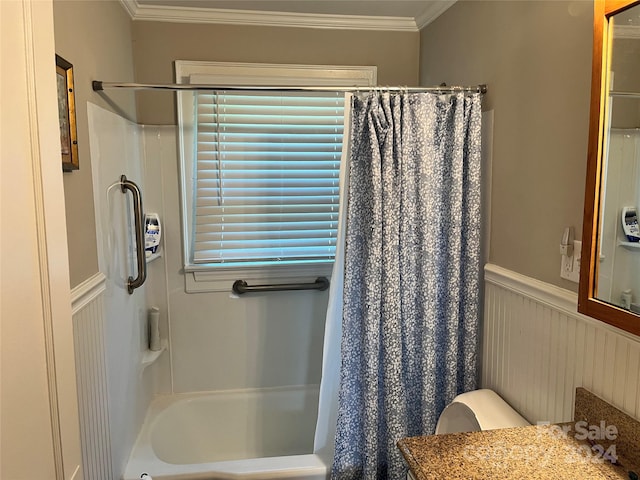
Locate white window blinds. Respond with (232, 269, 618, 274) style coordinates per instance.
(192, 90, 344, 266)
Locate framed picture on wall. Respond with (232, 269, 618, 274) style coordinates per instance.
(55, 54, 79, 171)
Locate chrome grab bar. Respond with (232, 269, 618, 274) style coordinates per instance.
(120, 175, 147, 294)
(232, 277, 329, 295)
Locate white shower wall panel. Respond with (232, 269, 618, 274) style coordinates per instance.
(169, 289, 328, 391)
(140, 126, 175, 395)
(598, 130, 640, 305)
(141, 126, 329, 393)
(88, 103, 154, 477)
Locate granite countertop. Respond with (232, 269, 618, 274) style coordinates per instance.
(398, 423, 632, 480)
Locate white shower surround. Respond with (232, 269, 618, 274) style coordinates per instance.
(597, 129, 640, 307)
(81, 107, 330, 478)
(140, 124, 328, 393)
(88, 104, 155, 478)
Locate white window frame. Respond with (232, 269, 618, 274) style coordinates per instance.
(175, 61, 376, 292)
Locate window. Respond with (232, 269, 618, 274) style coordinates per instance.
(192, 90, 344, 267)
(175, 62, 376, 291)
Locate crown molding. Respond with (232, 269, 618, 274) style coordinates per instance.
(120, 0, 456, 31)
(416, 0, 457, 30)
(119, 0, 138, 19)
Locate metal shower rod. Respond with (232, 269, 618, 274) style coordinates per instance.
(92, 80, 488, 95)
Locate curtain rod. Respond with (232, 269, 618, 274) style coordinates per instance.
(92, 81, 487, 95)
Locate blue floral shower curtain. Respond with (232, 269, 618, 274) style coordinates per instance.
(332, 91, 482, 480)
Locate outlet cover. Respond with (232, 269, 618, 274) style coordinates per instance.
(560, 240, 582, 283)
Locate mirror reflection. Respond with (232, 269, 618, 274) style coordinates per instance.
(596, 2, 640, 313)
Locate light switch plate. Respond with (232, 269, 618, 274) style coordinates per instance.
(560, 240, 582, 283)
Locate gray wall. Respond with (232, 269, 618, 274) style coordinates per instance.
(420, 0, 593, 290)
(131, 21, 420, 124)
(54, 0, 137, 288)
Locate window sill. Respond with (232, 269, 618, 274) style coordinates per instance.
(184, 263, 334, 293)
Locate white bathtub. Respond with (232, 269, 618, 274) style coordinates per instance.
(123, 385, 327, 480)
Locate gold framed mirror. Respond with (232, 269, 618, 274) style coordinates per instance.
(579, 0, 640, 335)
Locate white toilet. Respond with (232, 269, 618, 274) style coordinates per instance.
(406, 389, 529, 480)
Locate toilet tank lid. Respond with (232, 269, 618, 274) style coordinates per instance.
(450, 389, 529, 430)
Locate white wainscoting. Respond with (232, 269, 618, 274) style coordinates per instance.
(482, 264, 640, 425)
(71, 273, 112, 480)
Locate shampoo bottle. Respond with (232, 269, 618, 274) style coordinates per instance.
(622, 290, 633, 310)
(148, 307, 161, 351)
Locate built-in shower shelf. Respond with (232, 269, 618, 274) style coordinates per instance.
(141, 340, 167, 369)
(618, 240, 640, 250)
(146, 251, 162, 263)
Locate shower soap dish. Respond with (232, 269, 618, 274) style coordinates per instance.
(141, 340, 167, 370)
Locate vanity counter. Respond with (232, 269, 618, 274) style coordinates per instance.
(398, 423, 631, 480)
